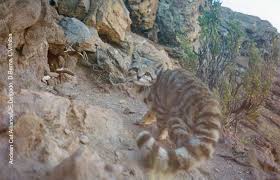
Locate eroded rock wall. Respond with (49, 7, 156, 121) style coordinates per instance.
(0, 0, 66, 90)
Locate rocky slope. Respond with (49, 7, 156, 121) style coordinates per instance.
(221, 7, 279, 58)
(0, 64, 255, 180)
(259, 65, 280, 162)
(220, 7, 280, 179)
(221, 5, 280, 149)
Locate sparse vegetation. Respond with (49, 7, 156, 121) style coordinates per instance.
(176, 35, 198, 72)
(196, 0, 243, 90)
(220, 43, 275, 127)
(179, 0, 279, 128)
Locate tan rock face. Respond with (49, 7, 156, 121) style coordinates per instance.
(12, 89, 126, 160)
(126, 0, 159, 31)
(45, 147, 123, 180)
(0, 0, 67, 89)
(5, 88, 128, 179)
(14, 114, 45, 157)
(96, 0, 131, 44)
(8, 0, 42, 33)
(11, 90, 77, 167)
(15, 89, 71, 128)
(69, 100, 124, 143)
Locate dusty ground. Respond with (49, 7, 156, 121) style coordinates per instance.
(49, 65, 255, 180)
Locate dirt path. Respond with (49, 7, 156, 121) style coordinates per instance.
(54, 66, 254, 180)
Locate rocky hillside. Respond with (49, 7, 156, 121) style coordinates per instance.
(221, 7, 279, 58)
(0, 0, 280, 179)
(125, 0, 207, 47)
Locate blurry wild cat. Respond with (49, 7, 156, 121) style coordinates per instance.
(130, 68, 222, 173)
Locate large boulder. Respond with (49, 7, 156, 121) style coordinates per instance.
(95, 43, 131, 84)
(56, 0, 90, 20)
(14, 114, 46, 157)
(96, 0, 131, 44)
(15, 89, 71, 129)
(6, 89, 129, 179)
(68, 99, 125, 143)
(59, 17, 102, 52)
(14, 89, 126, 150)
(7, 0, 42, 33)
(55, 0, 131, 44)
(156, 0, 206, 47)
(125, 0, 159, 32)
(59, 17, 92, 44)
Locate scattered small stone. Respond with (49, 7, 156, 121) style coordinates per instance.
(42, 75, 51, 83)
(122, 170, 129, 176)
(64, 128, 71, 135)
(122, 168, 136, 176)
(32, 165, 40, 173)
(104, 164, 114, 172)
(114, 151, 122, 161)
(129, 168, 136, 176)
(119, 99, 126, 104)
(127, 147, 134, 151)
(80, 135, 89, 144)
(123, 107, 135, 115)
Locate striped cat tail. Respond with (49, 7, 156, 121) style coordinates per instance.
(136, 131, 170, 172)
(136, 114, 221, 172)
